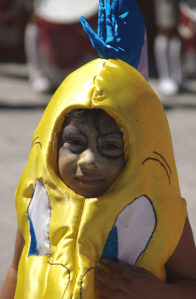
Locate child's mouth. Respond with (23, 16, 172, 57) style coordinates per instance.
(75, 176, 104, 185)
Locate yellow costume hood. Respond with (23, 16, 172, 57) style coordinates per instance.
(15, 59, 186, 299)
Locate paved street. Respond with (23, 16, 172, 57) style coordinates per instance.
(0, 62, 196, 288)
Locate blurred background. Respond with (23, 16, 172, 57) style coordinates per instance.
(0, 0, 196, 289)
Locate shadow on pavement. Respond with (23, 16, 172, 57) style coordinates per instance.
(164, 103, 196, 111)
(0, 102, 47, 110)
(0, 72, 28, 81)
(1, 102, 196, 112)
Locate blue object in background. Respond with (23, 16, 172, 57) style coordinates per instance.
(80, 0, 145, 69)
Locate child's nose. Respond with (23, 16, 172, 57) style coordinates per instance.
(77, 149, 101, 169)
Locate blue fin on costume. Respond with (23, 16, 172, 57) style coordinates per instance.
(80, 0, 145, 69)
(28, 216, 39, 255)
(101, 196, 156, 264)
(102, 226, 118, 261)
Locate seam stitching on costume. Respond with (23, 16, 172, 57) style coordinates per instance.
(101, 195, 157, 265)
(47, 262, 71, 299)
(44, 182, 52, 256)
(80, 267, 95, 299)
(32, 142, 42, 149)
(27, 179, 52, 256)
(142, 157, 171, 184)
(32, 136, 42, 149)
(153, 151, 172, 174)
(72, 197, 86, 294)
(27, 181, 37, 256)
(135, 195, 157, 263)
(32, 136, 39, 143)
(91, 61, 107, 104)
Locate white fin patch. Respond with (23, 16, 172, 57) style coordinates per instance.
(115, 195, 156, 264)
(28, 179, 51, 255)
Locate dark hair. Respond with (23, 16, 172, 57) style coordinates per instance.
(58, 108, 122, 148)
(64, 109, 105, 128)
(58, 109, 105, 148)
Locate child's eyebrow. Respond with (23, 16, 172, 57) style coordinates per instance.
(62, 128, 86, 137)
(98, 133, 123, 139)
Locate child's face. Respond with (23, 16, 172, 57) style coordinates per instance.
(58, 110, 125, 198)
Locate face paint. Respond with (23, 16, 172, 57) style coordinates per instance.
(58, 110, 125, 198)
(96, 133, 124, 159)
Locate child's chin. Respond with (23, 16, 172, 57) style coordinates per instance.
(75, 187, 106, 198)
(73, 179, 106, 198)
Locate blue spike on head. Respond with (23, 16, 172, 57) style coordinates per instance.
(80, 0, 146, 69)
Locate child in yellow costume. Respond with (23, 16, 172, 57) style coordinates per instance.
(1, 1, 196, 299)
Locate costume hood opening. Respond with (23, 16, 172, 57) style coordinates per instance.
(32, 59, 179, 196)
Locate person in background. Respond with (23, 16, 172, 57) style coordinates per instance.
(178, 0, 196, 79)
(24, 0, 98, 93)
(0, 0, 27, 56)
(154, 0, 184, 95)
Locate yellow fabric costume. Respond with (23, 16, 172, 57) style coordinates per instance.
(15, 59, 186, 299)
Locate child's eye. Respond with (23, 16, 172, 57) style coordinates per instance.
(99, 141, 124, 158)
(63, 137, 86, 153)
(102, 143, 120, 150)
(68, 139, 83, 146)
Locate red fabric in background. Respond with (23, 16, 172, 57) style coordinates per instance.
(180, 8, 196, 52)
(37, 16, 97, 69)
(0, 0, 23, 26)
(0, 0, 12, 11)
